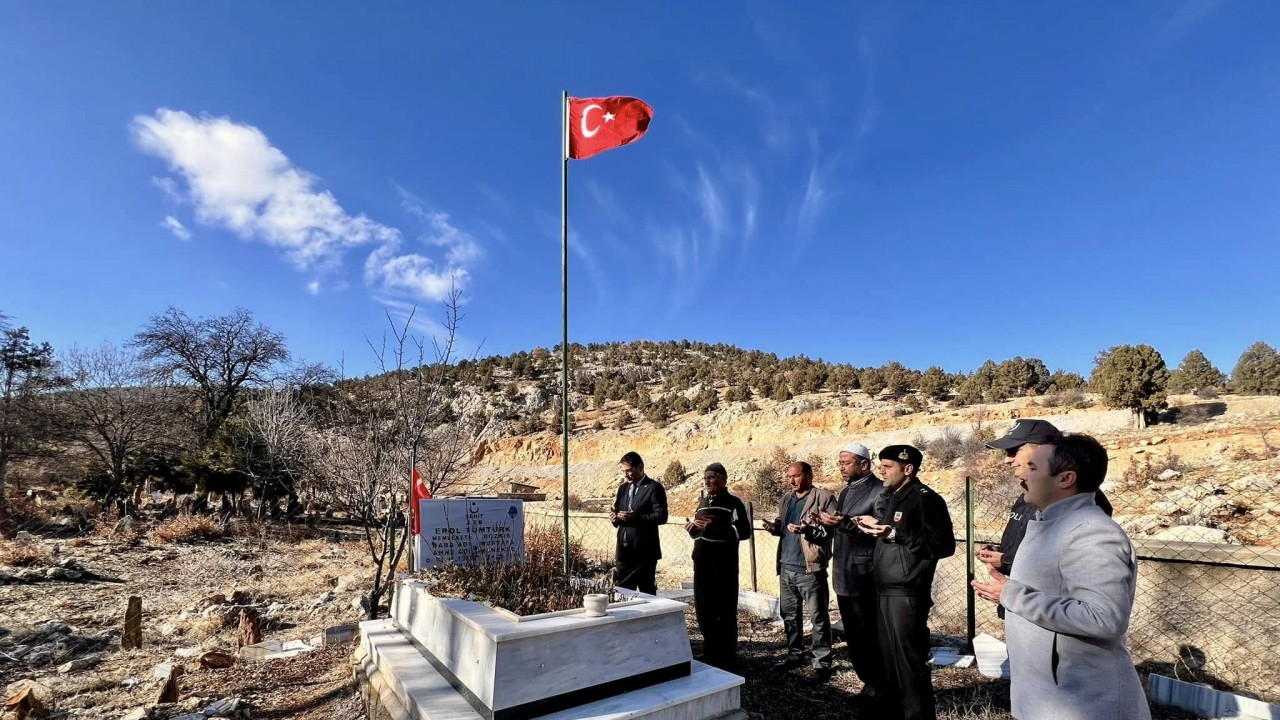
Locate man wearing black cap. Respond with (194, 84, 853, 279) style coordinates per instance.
(685, 462, 752, 669)
(980, 420, 1113, 618)
(816, 442, 887, 699)
(853, 444, 955, 720)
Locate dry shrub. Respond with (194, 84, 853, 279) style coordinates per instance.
(565, 493, 587, 511)
(915, 425, 994, 468)
(1121, 453, 1187, 488)
(183, 613, 230, 641)
(6, 495, 51, 528)
(153, 515, 224, 544)
(0, 540, 49, 567)
(1041, 388, 1093, 409)
(422, 526, 610, 616)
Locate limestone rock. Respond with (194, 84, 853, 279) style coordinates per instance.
(1151, 526, 1232, 544)
(197, 650, 236, 669)
(1157, 469, 1182, 481)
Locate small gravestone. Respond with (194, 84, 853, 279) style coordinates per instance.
(154, 664, 181, 704)
(237, 608, 261, 648)
(121, 596, 142, 649)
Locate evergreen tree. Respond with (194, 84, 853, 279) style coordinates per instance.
(1090, 344, 1169, 428)
(1168, 350, 1226, 394)
(1231, 342, 1280, 395)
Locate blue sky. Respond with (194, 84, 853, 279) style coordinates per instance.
(3, 1, 1278, 377)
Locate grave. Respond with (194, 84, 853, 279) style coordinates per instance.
(355, 498, 744, 720)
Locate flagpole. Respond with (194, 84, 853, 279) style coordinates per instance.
(560, 90, 571, 575)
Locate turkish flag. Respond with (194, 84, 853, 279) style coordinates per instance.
(568, 96, 653, 160)
(411, 466, 432, 536)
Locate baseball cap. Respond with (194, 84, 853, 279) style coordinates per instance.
(985, 419, 1061, 450)
(839, 442, 872, 459)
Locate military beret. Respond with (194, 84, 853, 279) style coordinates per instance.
(879, 444, 923, 468)
(704, 462, 728, 478)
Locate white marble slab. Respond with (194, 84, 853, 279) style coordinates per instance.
(1147, 674, 1280, 719)
(360, 619, 745, 720)
(392, 582, 694, 714)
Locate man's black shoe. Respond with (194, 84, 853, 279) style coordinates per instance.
(811, 667, 834, 683)
(771, 656, 806, 670)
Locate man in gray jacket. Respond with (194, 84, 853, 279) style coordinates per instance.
(973, 433, 1150, 720)
(763, 461, 837, 680)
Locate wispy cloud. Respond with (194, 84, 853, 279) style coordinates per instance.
(306, 280, 321, 296)
(161, 215, 191, 241)
(133, 108, 480, 303)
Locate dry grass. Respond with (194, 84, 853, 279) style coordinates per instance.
(152, 515, 225, 544)
(419, 526, 613, 616)
(0, 540, 50, 567)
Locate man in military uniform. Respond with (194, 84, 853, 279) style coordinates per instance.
(816, 442, 887, 699)
(853, 444, 955, 720)
(685, 462, 752, 669)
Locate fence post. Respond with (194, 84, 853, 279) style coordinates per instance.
(965, 475, 976, 654)
(747, 501, 758, 592)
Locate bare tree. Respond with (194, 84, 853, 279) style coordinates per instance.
(310, 289, 483, 619)
(133, 307, 290, 443)
(234, 384, 315, 517)
(58, 343, 179, 511)
(309, 404, 408, 620)
(0, 327, 62, 538)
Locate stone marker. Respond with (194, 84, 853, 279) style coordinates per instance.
(155, 664, 181, 704)
(237, 608, 261, 648)
(122, 596, 142, 649)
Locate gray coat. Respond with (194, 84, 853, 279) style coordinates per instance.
(1000, 492, 1151, 720)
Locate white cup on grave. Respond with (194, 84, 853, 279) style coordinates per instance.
(583, 593, 609, 618)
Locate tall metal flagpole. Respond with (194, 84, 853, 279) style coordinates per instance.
(560, 90, 571, 574)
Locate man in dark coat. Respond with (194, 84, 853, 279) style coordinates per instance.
(817, 441, 887, 699)
(854, 444, 955, 720)
(685, 462, 752, 669)
(610, 451, 668, 595)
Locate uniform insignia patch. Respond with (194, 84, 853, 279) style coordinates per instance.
(894, 511, 903, 522)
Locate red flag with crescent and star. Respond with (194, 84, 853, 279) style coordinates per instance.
(411, 466, 431, 536)
(568, 96, 653, 160)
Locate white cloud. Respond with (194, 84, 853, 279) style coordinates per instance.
(364, 243, 467, 302)
(161, 215, 191, 240)
(132, 108, 480, 302)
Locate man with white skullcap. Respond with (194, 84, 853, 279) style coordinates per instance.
(817, 442, 887, 700)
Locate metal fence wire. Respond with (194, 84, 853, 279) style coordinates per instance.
(528, 468, 1280, 704)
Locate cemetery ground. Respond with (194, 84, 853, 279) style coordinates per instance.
(3, 522, 1205, 720)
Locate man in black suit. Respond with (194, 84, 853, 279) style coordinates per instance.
(817, 442, 887, 699)
(610, 451, 669, 595)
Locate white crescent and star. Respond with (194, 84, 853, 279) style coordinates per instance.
(580, 104, 617, 138)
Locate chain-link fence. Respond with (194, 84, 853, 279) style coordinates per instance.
(529, 461, 1280, 704)
(966, 469, 1280, 703)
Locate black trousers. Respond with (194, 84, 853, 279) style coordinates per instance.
(693, 544, 739, 666)
(837, 590, 885, 694)
(779, 568, 832, 669)
(877, 593, 936, 720)
(615, 558, 658, 596)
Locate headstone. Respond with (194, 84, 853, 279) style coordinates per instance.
(122, 596, 142, 649)
(154, 664, 180, 704)
(414, 498, 525, 570)
(237, 609, 261, 648)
